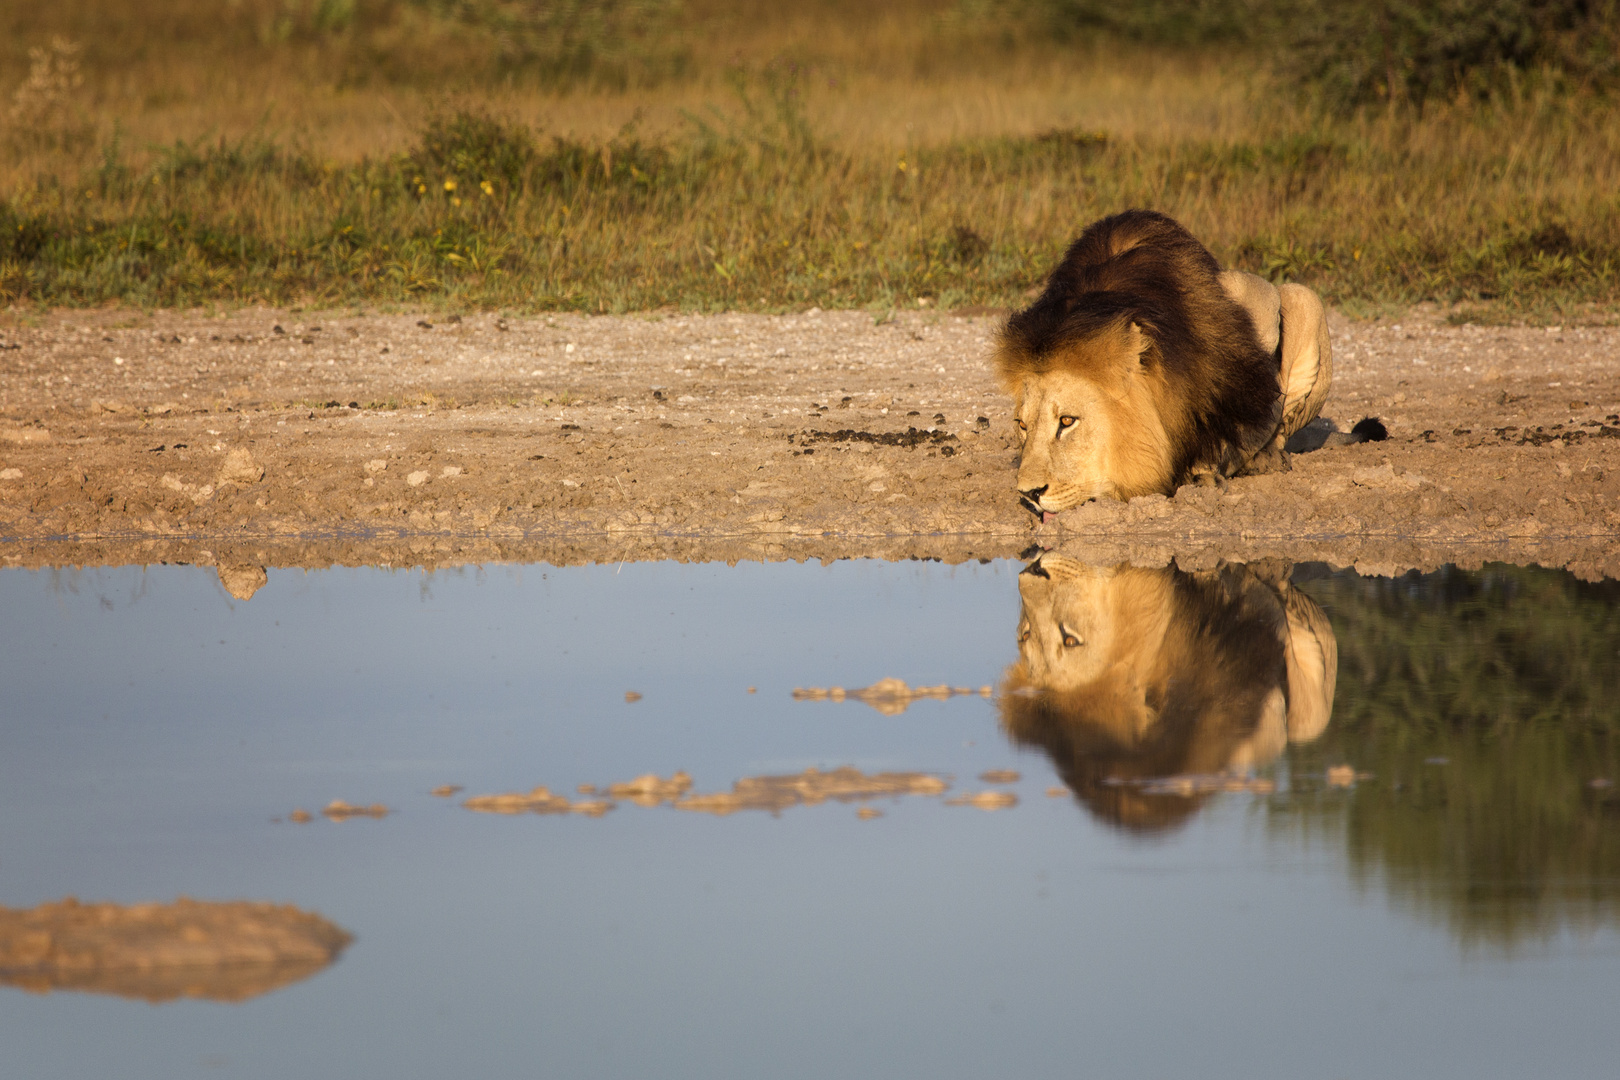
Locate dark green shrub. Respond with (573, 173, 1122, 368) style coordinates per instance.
(1008, 0, 1620, 108)
(1290, 0, 1620, 108)
(1009, 0, 1280, 45)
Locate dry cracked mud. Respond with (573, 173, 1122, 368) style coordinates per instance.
(2, 304, 1618, 577)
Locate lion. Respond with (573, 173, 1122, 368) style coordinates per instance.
(998, 553, 1337, 832)
(997, 210, 1379, 518)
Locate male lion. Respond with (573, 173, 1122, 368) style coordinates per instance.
(998, 210, 1371, 518)
(999, 553, 1336, 832)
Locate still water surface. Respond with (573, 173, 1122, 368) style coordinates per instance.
(2, 557, 1618, 1079)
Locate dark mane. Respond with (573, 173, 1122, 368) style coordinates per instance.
(998, 209, 1281, 485)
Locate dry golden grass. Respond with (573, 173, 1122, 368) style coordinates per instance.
(2, 0, 1617, 318)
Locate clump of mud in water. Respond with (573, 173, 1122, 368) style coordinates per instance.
(674, 766, 949, 817)
(322, 799, 389, 821)
(603, 771, 692, 806)
(946, 791, 1020, 811)
(462, 786, 614, 817)
(0, 897, 351, 1003)
(793, 677, 993, 715)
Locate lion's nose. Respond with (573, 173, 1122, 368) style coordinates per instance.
(1018, 485, 1047, 516)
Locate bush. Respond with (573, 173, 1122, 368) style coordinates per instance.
(1019, 0, 1277, 46)
(1011, 0, 1620, 108)
(1290, 0, 1620, 109)
(412, 110, 536, 192)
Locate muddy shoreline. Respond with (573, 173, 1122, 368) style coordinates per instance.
(3, 305, 1618, 578)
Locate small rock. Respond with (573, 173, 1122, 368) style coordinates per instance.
(0, 467, 20, 480)
(406, 470, 430, 487)
(440, 465, 462, 478)
(217, 448, 264, 486)
(363, 459, 387, 474)
(624, 691, 643, 703)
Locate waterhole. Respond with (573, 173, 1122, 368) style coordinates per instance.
(2, 557, 1617, 1079)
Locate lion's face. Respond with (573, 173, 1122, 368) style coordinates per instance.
(1014, 557, 1149, 692)
(1011, 556, 1174, 741)
(1007, 326, 1174, 515)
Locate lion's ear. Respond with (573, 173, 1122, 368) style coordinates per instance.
(1102, 322, 1154, 401)
(1125, 322, 1152, 367)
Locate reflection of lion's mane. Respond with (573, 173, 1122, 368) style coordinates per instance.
(1001, 558, 1332, 833)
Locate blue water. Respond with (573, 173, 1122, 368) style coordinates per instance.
(1, 558, 1616, 1080)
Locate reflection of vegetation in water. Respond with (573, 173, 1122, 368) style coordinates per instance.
(1277, 564, 1620, 948)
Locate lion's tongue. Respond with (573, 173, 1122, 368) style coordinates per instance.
(1042, 511, 1057, 524)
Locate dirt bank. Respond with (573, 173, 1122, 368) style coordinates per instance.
(2, 305, 1618, 577)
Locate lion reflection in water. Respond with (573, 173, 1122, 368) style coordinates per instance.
(1001, 554, 1336, 832)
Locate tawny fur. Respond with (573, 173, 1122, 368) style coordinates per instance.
(999, 554, 1336, 832)
(998, 210, 1318, 511)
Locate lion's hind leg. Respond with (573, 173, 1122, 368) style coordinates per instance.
(1276, 283, 1332, 440)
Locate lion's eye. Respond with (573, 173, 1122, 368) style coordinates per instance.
(1060, 624, 1083, 648)
(1058, 415, 1077, 429)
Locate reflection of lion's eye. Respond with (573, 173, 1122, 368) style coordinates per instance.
(1058, 415, 1076, 429)
(1018, 621, 1031, 643)
(1016, 420, 1027, 431)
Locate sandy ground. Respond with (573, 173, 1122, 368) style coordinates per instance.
(2, 304, 1618, 578)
